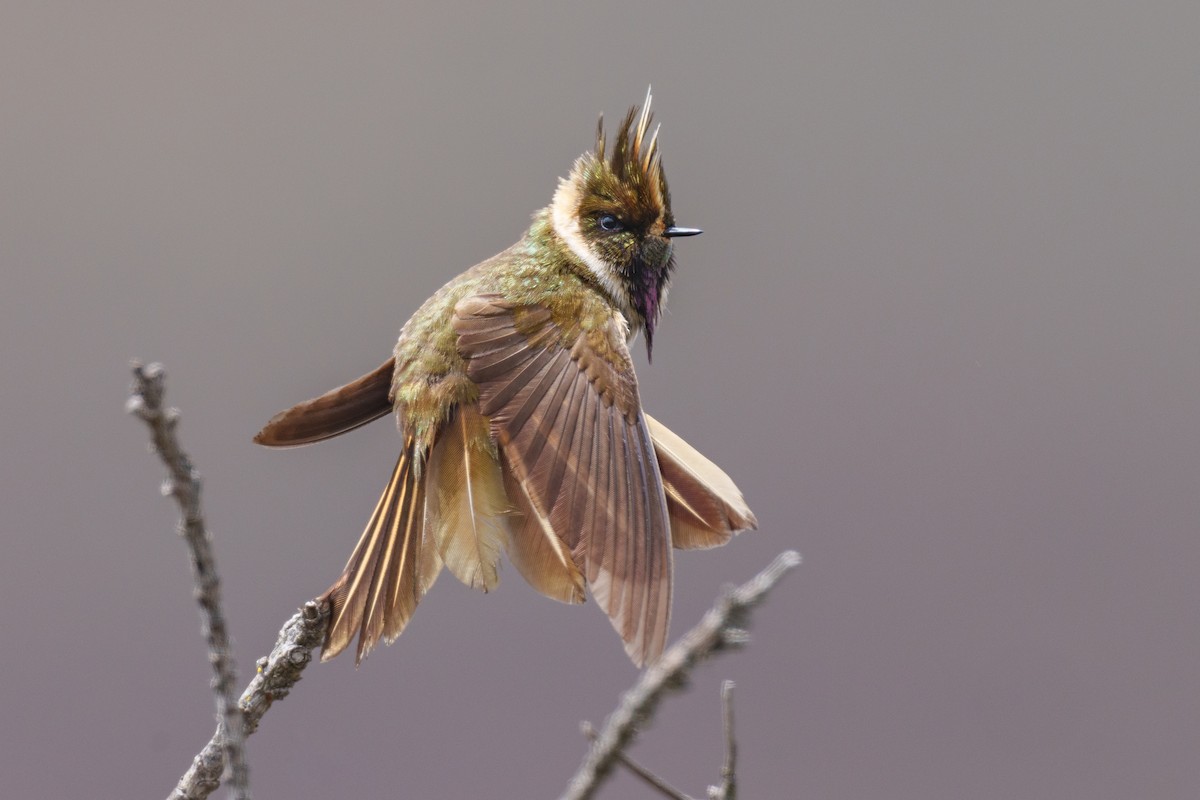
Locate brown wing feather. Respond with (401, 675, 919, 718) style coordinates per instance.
(424, 405, 510, 591)
(320, 438, 442, 664)
(453, 294, 672, 666)
(501, 466, 587, 604)
(254, 358, 395, 447)
(644, 413, 758, 549)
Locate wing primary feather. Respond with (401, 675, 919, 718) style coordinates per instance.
(636, 417, 672, 663)
(630, 423, 654, 657)
(643, 413, 758, 549)
(619, 417, 641, 650)
(501, 459, 586, 603)
(502, 350, 567, 434)
(583, 406, 614, 584)
(516, 354, 572, 474)
(599, 405, 619, 581)
(523, 357, 578, 506)
(578, 391, 605, 561)
(560, 372, 596, 549)
(544, 364, 585, 538)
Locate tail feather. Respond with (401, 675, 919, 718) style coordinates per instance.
(321, 439, 442, 664)
(255, 358, 395, 447)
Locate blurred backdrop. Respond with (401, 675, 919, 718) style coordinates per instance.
(2, 3, 1198, 798)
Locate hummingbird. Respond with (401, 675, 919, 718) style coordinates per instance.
(255, 90, 756, 667)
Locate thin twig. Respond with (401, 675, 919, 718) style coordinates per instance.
(169, 600, 329, 800)
(582, 721, 696, 800)
(127, 362, 250, 800)
(708, 681, 737, 800)
(561, 550, 801, 800)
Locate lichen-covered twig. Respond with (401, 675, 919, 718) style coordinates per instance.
(127, 361, 251, 799)
(169, 600, 329, 800)
(561, 550, 801, 800)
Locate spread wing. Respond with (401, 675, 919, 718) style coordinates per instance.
(453, 294, 672, 666)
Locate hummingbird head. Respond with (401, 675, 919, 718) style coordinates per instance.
(550, 88, 701, 357)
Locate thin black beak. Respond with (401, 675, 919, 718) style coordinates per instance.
(663, 226, 703, 238)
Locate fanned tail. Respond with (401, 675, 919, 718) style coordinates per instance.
(321, 438, 442, 664)
(644, 413, 758, 550)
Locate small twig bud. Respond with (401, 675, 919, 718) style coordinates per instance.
(125, 395, 147, 418)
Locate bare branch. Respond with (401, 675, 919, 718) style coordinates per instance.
(128, 361, 251, 799)
(169, 600, 329, 800)
(582, 721, 697, 800)
(561, 550, 801, 800)
(130, 361, 787, 798)
(708, 681, 737, 800)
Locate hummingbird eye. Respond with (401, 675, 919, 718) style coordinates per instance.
(596, 214, 624, 233)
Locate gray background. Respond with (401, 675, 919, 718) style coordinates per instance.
(2, 2, 1197, 798)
